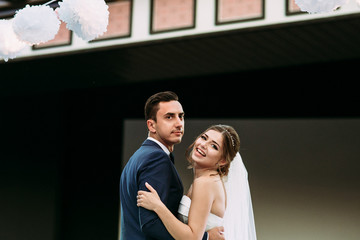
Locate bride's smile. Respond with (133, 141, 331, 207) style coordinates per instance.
(195, 147, 206, 157)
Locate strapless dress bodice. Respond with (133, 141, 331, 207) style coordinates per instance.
(177, 195, 224, 231)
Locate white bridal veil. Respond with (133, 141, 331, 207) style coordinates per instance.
(223, 152, 257, 240)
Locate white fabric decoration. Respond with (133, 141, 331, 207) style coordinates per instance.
(295, 0, 349, 13)
(12, 4, 60, 45)
(57, 0, 109, 41)
(0, 19, 27, 62)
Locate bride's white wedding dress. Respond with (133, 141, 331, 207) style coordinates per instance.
(177, 195, 224, 231)
(177, 153, 257, 240)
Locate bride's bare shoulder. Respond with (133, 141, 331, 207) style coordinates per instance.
(193, 174, 219, 188)
(191, 175, 220, 201)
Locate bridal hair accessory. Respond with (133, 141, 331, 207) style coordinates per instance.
(224, 129, 235, 147)
(219, 125, 235, 147)
(295, 0, 349, 13)
(0, 0, 109, 62)
(223, 152, 257, 240)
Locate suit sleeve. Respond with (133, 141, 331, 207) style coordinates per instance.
(138, 151, 175, 239)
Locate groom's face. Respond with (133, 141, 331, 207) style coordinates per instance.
(149, 100, 184, 150)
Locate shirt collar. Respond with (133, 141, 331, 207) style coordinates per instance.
(147, 137, 171, 156)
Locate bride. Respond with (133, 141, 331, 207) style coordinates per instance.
(137, 125, 257, 240)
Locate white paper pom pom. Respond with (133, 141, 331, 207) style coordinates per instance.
(12, 4, 60, 45)
(295, 0, 348, 13)
(0, 19, 27, 62)
(57, 0, 109, 41)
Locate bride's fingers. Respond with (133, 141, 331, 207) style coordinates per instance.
(137, 192, 146, 199)
(138, 190, 147, 195)
(145, 182, 157, 194)
(137, 195, 143, 206)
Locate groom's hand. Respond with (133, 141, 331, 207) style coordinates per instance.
(208, 226, 225, 240)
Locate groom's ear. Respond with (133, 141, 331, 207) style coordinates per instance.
(147, 119, 156, 133)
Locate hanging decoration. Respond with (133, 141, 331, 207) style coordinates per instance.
(295, 0, 349, 13)
(3, 0, 356, 61)
(57, 0, 109, 41)
(0, 0, 110, 61)
(0, 19, 27, 62)
(12, 4, 61, 45)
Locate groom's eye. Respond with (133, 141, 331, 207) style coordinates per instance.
(165, 114, 173, 119)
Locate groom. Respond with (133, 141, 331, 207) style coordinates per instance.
(120, 91, 224, 240)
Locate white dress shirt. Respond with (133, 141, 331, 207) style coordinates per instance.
(147, 137, 171, 156)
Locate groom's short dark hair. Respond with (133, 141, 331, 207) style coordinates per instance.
(145, 91, 179, 121)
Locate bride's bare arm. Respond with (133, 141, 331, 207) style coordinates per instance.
(137, 178, 214, 240)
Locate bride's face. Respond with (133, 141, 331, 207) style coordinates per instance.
(191, 130, 225, 169)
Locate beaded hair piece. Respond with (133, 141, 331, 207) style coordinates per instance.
(221, 126, 235, 147)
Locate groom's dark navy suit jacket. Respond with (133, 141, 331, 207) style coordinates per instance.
(120, 139, 208, 240)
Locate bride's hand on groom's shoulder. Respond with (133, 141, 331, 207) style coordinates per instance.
(208, 226, 225, 240)
(137, 182, 163, 211)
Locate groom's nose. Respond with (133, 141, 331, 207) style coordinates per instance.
(174, 116, 184, 127)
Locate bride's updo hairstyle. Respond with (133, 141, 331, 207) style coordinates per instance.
(186, 124, 240, 177)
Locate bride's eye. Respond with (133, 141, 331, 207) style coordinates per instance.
(200, 135, 207, 140)
(211, 144, 218, 150)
